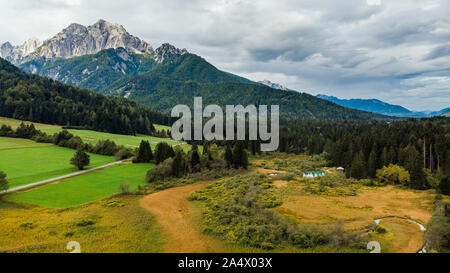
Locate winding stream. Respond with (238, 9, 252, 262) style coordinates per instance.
(373, 216, 427, 253)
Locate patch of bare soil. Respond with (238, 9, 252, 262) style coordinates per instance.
(139, 183, 225, 253)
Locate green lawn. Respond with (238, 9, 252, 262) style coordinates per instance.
(8, 163, 154, 208)
(0, 138, 115, 188)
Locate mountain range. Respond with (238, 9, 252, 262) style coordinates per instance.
(317, 94, 449, 118)
(0, 20, 395, 121)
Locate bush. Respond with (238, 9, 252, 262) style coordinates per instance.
(376, 224, 388, 234)
(76, 220, 95, 227)
(119, 182, 131, 194)
(376, 164, 410, 185)
(439, 176, 450, 195)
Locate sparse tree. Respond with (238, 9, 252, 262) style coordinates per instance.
(70, 149, 90, 170)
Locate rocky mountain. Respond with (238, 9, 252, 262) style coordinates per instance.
(441, 109, 450, 117)
(258, 80, 288, 91)
(1, 19, 153, 65)
(0, 38, 42, 65)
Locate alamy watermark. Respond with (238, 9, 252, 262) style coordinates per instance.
(171, 97, 279, 152)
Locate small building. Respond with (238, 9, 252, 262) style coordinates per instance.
(302, 171, 325, 178)
(337, 167, 345, 172)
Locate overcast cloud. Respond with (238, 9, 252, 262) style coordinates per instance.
(0, 0, 449, 111)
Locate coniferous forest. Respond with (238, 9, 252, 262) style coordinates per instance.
(277, 118, 450, 189)
(0, 58, 171, 135)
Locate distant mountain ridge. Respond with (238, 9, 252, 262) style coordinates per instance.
(1, 20, 393, 121)
(317, 94, 449, 118)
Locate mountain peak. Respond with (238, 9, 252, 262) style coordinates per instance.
(258, 80, 288, 91)
(4, 20, 153, 64)
(154, 43, 187, 63)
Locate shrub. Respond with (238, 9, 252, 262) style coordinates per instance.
(76, 219, 95, 227)
(64, 231, 75, 237)
(119, 182, 131, 194)
(439, 176, 450, 195)
(376, 224, 388, 234)
(376, 164, 410, 185)
(19, 222, 35, 229)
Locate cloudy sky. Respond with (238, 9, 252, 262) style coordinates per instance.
(1, 0, 449, 111)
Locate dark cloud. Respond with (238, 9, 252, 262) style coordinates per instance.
(425, 44, 450, 60)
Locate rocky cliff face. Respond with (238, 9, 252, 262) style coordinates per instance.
(1, 19, 153, 65)
(0, 38, 42, 64)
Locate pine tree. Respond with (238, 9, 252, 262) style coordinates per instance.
(409, 154, 428, 189)
(350, 151, 366, 179)
(0, 171, 9, 192)
(172, 151, 185, 177)
(232, 142, 249, 169)
(225, 144, 233, 168)
(367, 146, 377, 178)
(70, 149, 90, 170)
(155, 142, 175, 164)
(380, 147, 388, 167)
(135, 140, 153, 163)
(190, 148, 201, 169)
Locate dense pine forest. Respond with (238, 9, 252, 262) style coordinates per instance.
(0, 57, 171, 135)
(277, 117, 450, 189)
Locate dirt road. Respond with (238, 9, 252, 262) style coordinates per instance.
(139, 183, 226, 253)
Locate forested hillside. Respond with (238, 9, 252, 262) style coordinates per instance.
(21, 47, 391, 121)
(0, 57, 170, 135)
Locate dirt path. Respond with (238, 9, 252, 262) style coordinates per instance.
(139, 183, 226, 253)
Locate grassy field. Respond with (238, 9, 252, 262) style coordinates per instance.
(153, 124, 171, 132)
(0, 116, 184, 150)
(0, 116, 61, 130)
(0, 195, 164, 253)
(253, 154, 436, 253)
(8, 163, 154, 208)
(0, 136, 52, 150)
(0, 137, 115, 188)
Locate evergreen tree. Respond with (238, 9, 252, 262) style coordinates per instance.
(172, 150, 185, 177)
(70, 149, 90, 170)
(225, 144, 233, 168)
(439, 176, 450, 195)
(154, 142, 175, 164)
(409, 154, 428, 189)
(232, 142, 249, 169)
(135, 140, 153, 163)
(380, 147, 388, 167)
(0, 171, 9, 192)
(190, 147, 201, 169)
(349, 151, 366, 179)
(367, 146, 378, 178)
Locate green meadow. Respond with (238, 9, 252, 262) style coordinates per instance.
(0, 137, 115, 188)
(42, 128, 183, 148)
(0, 116, 186, 150)
(8, 163, 154, 208)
